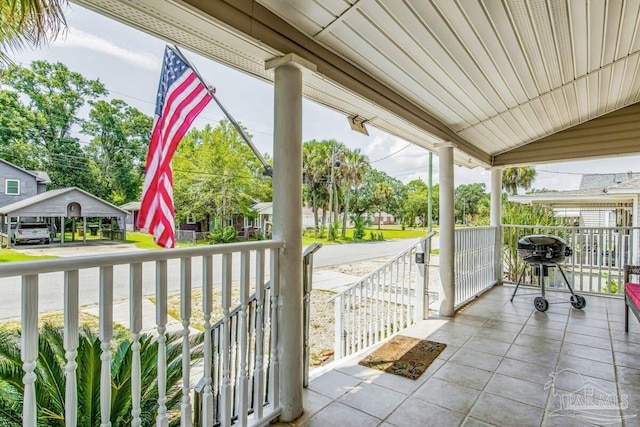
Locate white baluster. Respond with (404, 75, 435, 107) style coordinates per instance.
(221, 253, 232, 427)
(202, 255, 214, 426)
(334, 294, 344, 359)
(156, 260, 168, 427)
(269, 248, 280, 409)
(64, 270, 79, 427)
(22, 275, 38, 427)
(238, 251, 250, 425)
(130, 263, 143, 427)
(99, 266, 113, 427)
(253, 249, 265, 419)
(180, 257, 192, 427)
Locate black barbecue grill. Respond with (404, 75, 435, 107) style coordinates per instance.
(510, 234, 586, 312)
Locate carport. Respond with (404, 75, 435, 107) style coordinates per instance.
(0, 187, 128, 247)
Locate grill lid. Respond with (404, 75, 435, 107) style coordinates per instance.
(517, 234, 571, 263)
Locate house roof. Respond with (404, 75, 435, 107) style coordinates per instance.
(29, 170, 51, 184)
(0, 187, 128, 216)
(510, 177, 637, 208)
(579, 173, 640, 190)
(120, 201, 141, 211)
(0, 158, 49, 184)
(251, 202, 273, 214)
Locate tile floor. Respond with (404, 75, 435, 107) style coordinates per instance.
(277, 286, 640, 427)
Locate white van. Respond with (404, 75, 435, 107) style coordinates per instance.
(13, 222, 51, 244)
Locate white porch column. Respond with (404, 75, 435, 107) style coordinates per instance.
(437, 142, 455, 317)
(266, 53, 316, 422)
(491, 168, 503, 284)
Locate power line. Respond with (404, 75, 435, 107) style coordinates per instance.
(369, 143, 412, 163)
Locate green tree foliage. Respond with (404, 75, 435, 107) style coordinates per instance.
(82, 99, 152, 204)
(0, 90, 39, 168)
(302, 139, 347, 233)
(402, 179, 428, 227)
(351, 169, 403, 225)
(340, 148, 368, 237)
(501, 200, 559, 280)
(0, 324, 204, 426)
(1, 60, 107, 188)
(502, 166, 537, 195)
(0, 0, 68, 65)
(454, 183, 489, 224)
(172, 120, 271, 229)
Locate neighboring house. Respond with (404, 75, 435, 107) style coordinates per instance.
(250, 203, 330, 235)
(0, 158, 50, 209)
(510, 173, 640, 228)
(120, 201, 141, 231)
(370, 211, 396, 226)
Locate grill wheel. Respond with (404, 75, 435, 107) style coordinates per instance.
(534, 297, 549, 312)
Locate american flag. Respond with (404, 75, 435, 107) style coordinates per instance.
(138, 46, 213, 248)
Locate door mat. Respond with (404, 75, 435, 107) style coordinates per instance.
(359, 335, 446, 380)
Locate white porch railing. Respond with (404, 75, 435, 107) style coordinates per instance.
(454, 226, 499, 308)
(329, 233, 434, 360)
(198, 243, 321, 425)
(0, 240, 283, 427)
(503, 225, 640, 295)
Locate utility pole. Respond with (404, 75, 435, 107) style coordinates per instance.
(428, 152, 433, 232)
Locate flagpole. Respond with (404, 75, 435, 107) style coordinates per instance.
(172, 45, 273, 177)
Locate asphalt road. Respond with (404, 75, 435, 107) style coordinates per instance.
(0, 238, 427, 319)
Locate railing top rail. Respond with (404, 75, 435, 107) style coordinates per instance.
(303, 242, 323, 257)
(0, 239, 285, 278)
(502, 224, 640, 231)
(454, 226, 497, 231)
(327, 231, 435, 302)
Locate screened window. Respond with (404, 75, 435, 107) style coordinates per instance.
(5, 179, 19, 195)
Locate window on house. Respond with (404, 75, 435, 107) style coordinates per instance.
(5, 179, 19, 195)
(186, 214, 196, 225)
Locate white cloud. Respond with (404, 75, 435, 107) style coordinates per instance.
(54, 27, 162, 71)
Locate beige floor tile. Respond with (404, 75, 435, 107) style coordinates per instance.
(484, 373, 549, 408)
(290, 389, 333, 426)
(304, 401, 380, 427)
(449, 348, 503, 372)
(505, 343, 561, 367)
(482, 318, 524, 332)
(413, 377, 481, 414)
(560, 341, 613, 363)
(497, 357, 556, 385)
(556, 354, 615, 382)
(562, 331, 611, 350)
(461, 417, 498, 426)
(338, 382, 406, 420)
(308, 370, 362, 399)
(386, 396, 465, 427)
(616, 365, 640, 385)
(433, 361, 493, 391)
(462, 336, 512, 356)
(469, 392, 544, 427)
(474, 326, 519, 343)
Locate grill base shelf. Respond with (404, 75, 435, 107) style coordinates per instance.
(510, 262, 586, 311)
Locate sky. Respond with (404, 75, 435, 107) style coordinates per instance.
(8, 4, 640, 192)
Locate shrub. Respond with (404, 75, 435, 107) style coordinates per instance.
(351, 215, 368, 240)
(328, 222, 339, 241)
(209, 226, 238, 244)
(369, 231, 377, 241)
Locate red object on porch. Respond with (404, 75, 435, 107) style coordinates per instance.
(624, 265, 640, 332)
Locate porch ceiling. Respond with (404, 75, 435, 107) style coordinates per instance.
(73, 0, 640, 167)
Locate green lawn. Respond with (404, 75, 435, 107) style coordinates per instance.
(0, 249, 57, 262)
(302, 226, 433, 246)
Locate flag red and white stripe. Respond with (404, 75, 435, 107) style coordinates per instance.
(138, 46, 213, 248)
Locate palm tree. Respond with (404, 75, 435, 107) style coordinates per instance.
(0, 324, 204, 426)
(502, 166, 537, 195)
(1, 1, 68, 65)
(341, 149, 369, 238)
